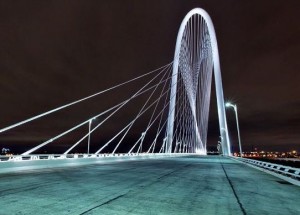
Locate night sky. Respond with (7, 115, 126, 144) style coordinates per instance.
(0, 0, 299, 153)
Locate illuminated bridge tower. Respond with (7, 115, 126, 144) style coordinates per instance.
(166, 8, 231, 155)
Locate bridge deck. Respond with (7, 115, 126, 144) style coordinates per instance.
(0, 156, 299, 215)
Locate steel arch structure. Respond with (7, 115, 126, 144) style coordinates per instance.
(166, 8, 231, 155)
(0, 8, 231, 157)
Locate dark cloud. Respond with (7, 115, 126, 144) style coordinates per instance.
(0, 0, 299, 153)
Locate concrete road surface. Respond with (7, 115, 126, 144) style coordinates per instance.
(0, 156, 299, 215)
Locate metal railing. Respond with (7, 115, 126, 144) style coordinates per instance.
(235, 157, 300, 181)
(0, 153, 191, 162)
(0, 153, 194, 174)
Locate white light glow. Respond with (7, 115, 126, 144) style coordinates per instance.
(195, 148, 206, 155)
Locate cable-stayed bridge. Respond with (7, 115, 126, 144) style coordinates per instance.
(0, 8, 299, 215)
(0, 8, 230, 158)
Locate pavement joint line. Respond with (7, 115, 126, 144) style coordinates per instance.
(157, 163, 192, 180)
(78, 193, 128, 215)
(77, 161, 191, 214)
(220, 158, 247, 215)
(76, 162, 190, 214)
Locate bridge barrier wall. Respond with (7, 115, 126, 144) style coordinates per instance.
(0, 153, 191, 174)
(232, 156, 300, 186)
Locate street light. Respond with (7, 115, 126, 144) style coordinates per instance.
(87, 117, 96, 154)
(225, 102, 243, 157)
(87, 120, 92, 154)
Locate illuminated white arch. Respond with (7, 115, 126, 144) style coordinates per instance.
(166, 8, 231, 155)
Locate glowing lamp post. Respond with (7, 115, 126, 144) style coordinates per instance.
(225, 103, 243, 157)
(87, 117, 96, 154)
